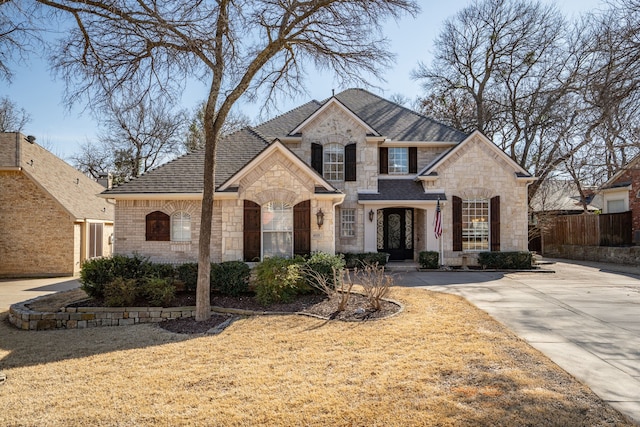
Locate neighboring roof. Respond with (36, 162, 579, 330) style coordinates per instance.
(600, 153, 640, 190)
(4, 133, 113, 221)
(358, 180, 445, 201)
(530, 180, 601, 212)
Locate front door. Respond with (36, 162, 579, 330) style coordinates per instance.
(381, 208, 414, 261)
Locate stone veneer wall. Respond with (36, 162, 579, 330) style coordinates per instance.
(422, 135, 530, 267)
(9, 297, 199, 331)
(543, 244, 640, 266)
(0, 171, 75, 276)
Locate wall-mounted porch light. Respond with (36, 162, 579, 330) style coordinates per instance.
(316, 208, 325, 228)
(368, 209, 374, 222)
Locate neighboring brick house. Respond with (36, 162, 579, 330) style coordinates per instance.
(600, 154, 640, 243)
(102, 89, 535, 267)
(0, 132, 114, 277)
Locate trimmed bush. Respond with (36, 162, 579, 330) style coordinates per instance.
(254, 257, 303, 305)
(419, 251, 440, 269)
(104, 277, 138, 307)
(147, 263, 177, 280)
(478, 251, 533, 270)
(176, 263, 199, 292)
(142, 277, 176, 307)
(80, 254, 151, 298)
(341, 252, 389, 269)
(303, 252, 345, 290)
(211, 261, 251, 296)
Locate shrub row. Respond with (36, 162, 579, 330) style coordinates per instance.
(418, 251, 440, 269)
(340, 252, 388, 269)
(80, 256, 251, 305)
(478, 251, 533, 269)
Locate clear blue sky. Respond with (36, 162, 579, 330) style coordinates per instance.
(1, 0, 603, 160)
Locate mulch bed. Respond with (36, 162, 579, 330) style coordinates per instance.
(68, 292, 401, 335)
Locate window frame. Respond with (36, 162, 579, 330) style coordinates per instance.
(462, 198, 490, 251)
(340, 208, 356, 238)
(89, 222, 103, 258)
(323, 143, 344, 181)
(388, 147, 409, 175)
(171, 212, 192, 242)
(262, 201, 294, 259)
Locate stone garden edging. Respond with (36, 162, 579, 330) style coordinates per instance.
(8, 290, 404, 331)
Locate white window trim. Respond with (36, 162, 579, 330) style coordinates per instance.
(323, 143, 345, 181)
(341, 208, 356, 238)
(388, 147, 409, 175)
(261, 201, 294, 259)
(171, 212, 191, 242)
(462, 199, 489, 251)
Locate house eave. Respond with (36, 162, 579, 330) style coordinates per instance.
(99, 193, 203, 201)
(380, 140, 458, 148)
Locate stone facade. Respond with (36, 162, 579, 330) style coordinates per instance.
(423, 134, 530, 266)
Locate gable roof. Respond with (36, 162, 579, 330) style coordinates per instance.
(218, 139, 341, 194)
(289, 97, 380, 136)
(1, 132, 113, 221)
(600, 153, 640, 190)
(418, 130, 534, 180)
(103, 88, 472, 197)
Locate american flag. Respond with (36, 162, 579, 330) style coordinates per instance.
(434, 199, 442, 239)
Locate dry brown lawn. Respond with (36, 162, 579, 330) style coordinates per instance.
(0, 287, 632, 426)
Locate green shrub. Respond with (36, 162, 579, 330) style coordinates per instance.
(341, 252, 389, 269)
(211, 261, 251, 296)
(80, 254, 156, 298)
(147, 263, 177, 280)
(176, 263, 199, 292)
(104, 277, 138, 307)
(419, 251, 440, 269)
(142, 277, 176, 306)
(254, 257, 303, 305)
(303, 252, 345, 290)
(478, 252, 533, 270)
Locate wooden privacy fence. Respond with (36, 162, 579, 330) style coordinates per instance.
(543, 211, 632, 247)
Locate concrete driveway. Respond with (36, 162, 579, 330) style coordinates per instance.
(400, 259, 640, 425)
(0, 277, 80, 311)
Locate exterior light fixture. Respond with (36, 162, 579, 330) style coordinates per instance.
(316, 208, 325, 228)
(369, 209, 374, 222)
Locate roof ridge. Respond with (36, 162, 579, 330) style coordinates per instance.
(254, 99, 322, 132)
(344, 88, 468, 139)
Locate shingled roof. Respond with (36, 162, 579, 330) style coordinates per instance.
(358, 180, 445, 201)
(103, 88, 468, 196)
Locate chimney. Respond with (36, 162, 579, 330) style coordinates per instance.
(97, 172, 113, 189)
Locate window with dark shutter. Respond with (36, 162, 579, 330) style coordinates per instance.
(452, 196, 463, 251)
(311, 143, 323, 174)
(146, 211, 170, 241)
(345, 143, 356, 181)
(293, 200, 311, 256)
(490, 195, 501, 251)
(379, 147, 388, 174)
(409, 147, 418, 173)
(243, 200, 261, 262)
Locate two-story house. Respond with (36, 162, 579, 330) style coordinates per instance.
(101, 89, 534, 267)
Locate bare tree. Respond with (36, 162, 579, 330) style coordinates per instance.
(413, 0, 588, 199)
(30, 0, 418, 321)
(184, 101, 252, 153)
(0, 96, 30, 131)
(72, 98, 186, 183)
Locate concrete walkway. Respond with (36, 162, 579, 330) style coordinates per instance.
(400, 258, 640, 425)
(0, 277, 80, 311)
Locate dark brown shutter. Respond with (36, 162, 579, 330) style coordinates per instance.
(452, 196, 463, 251)
(293, 200, 311, 256)
(311, 143, 323, 174)
(409, 147, 418, 173)
(243, 200, 261, 262)
(146, 211, 170, 241)
(490, 195, 501, 252)
(345, 143, 356, 181)
(379, 147, 388, 174)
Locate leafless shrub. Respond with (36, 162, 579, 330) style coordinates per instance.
(354, 263, 393, 311)
(302, 266, 353, 312)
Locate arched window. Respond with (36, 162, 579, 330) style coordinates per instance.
(171, 212, 191, 242)
(323, 143, 344, 181)
(146, 211, 170, 241)
(262, 201, 293, 258)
